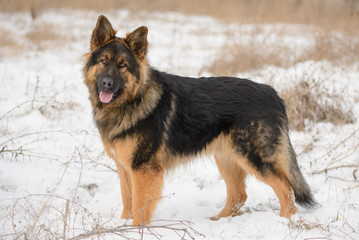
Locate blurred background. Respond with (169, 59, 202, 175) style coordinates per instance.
(2, 0, 359, 29)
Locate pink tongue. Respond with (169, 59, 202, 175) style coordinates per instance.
(99, 91, 113, 103)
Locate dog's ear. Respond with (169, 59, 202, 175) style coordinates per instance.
(91, 15, 116, 51)
(125, 26, 148, 59)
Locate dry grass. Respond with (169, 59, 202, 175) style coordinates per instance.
(286, 216, 358, 239)
(25, 23, 66, 50)
(25, 24, 62, 43)
(207, 41, 295, 76)
(280, 78, 356, 131)
(302, 32, 359, 64)
(9, 192, 201, 239)
(0, 28, 20, 48)
(0, 23, 65, 53)
(0, 27, 24, 56)
(207, 28, 359, 76)
(1, 0, 359, 31)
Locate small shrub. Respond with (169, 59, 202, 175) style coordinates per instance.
(206, 41, 295, 76)
(25, 24, 66, 50)
(280, 78, 356, 131)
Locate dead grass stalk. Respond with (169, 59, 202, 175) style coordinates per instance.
(280, 78, 356, 131)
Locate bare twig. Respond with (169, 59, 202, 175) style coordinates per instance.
(63, 199, 70, 240)
(30, 76, 40, 112)
(312, 164, 359, 175)
(68, 220, 203, 240)
(0, 100, 41, 121)
(0, 129, 83, 147)
(10, 149, 84, 239)
(312, 128, 358, 167)
(287, 215, 357, 240)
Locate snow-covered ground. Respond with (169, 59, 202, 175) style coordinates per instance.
(1, 9, 358, 239)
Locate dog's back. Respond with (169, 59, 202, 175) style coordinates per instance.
(152, 70, 316, 214)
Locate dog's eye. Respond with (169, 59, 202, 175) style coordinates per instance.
(119, 62, 127, 69)
(100, 58, 108, 65)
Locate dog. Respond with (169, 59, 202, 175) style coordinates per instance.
(83, 15, 316, 225)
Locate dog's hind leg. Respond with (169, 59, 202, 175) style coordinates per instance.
(234, 153, 298, 218)
(211, 154, 247, 220)
(257, 172, 298, 218)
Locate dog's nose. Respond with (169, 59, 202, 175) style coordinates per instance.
(101, 77, 113, 89)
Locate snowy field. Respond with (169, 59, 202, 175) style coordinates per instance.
(1, 9, 359, 239)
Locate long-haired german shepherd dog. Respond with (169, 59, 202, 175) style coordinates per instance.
(83, 15, 316, 225)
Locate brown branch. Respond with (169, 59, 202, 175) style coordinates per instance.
(312, 164, 359, 175)
(68, 220, 203, 240)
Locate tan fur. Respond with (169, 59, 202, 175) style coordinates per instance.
(131, 167, 164, 225)
(83, 54, 101, 110)
(227, 146, 297, 218)
(199, 132, 297, 219)
(115, 80, 161, 135)
(102, 137, 137, 172)
(102, 136, 166, 224)
(102, 136, 136, 220)
(272, 129, 293, 180)
(116, 163, 133, 219)
(211, 154, 247, 220)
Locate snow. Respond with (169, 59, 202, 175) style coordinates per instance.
(1, 9, 359, 239)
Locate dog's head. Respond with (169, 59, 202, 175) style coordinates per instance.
(84, 15, 149, 106)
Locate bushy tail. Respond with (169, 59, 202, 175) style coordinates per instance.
(287, 144, 317, 208)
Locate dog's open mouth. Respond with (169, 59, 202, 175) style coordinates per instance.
(99, 91, 113, 103)
(98, 90, 119, 104)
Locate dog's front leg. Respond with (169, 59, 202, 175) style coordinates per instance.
(116, 164, 133, 219)
(131, 166, 164, 225)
